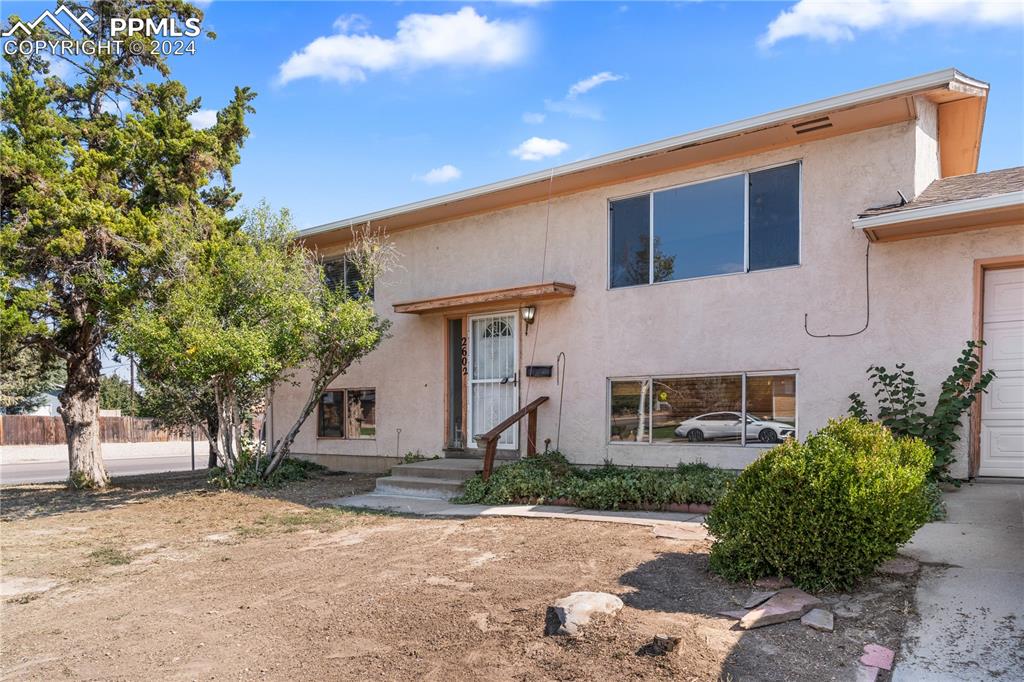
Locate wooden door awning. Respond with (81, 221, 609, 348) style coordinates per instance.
(393, 281, 575, 315)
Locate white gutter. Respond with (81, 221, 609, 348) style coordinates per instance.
(302, 67, 987, 238)
(852, 191, 1024, 230)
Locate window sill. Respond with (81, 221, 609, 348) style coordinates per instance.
(607, 263, 802, 292)
(317, 436, 377, 441)
(608, 440, 781, 448)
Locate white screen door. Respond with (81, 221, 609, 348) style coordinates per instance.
(468, 312, 519, 449)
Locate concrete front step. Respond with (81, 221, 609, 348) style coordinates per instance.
(372, 457, 504, 500)
(374, 475, 469, 500)
(388, 458, 483, 481)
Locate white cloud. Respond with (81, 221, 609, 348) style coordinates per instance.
(544, 98, 602, 120)
(511, 137, 568, 161)
(187, 109, 218, 129)
(522, 111, 546, 124)
(43, 53, 73, 79)
(416, 164, 462, 184)
(567, 71, 623, 99)
(760, 0, 1023, 47)
(333, 14, 369, 33)
(278, 7, 530, 85)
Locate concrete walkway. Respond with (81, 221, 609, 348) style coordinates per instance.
(326, 493, 708, 531)
(893, 481, 1024, 681)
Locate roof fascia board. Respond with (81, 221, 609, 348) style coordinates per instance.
(853, 191, 1024, 230)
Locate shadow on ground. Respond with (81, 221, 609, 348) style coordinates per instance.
(617, 550, 916, 682)
(0, 469, 378, 522)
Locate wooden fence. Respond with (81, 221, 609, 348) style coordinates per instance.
(0, 416, 192, 446)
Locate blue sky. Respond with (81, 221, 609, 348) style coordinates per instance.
(6, 1, 1023, 230)
(187, 0, 1023, 229)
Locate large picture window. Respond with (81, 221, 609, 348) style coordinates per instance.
(609, 162, 800, 288)
(318, 388, 377, 439)
(609, 373, 796, 446)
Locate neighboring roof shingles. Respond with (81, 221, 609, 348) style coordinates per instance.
(861, 167, 1024, 217)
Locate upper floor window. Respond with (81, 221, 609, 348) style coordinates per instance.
(324, 256, 374, 299)
(609, 162, 800, 288)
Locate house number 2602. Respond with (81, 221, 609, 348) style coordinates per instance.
(460, 336, 468, 375)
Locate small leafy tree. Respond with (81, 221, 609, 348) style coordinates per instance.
(262, 227, 397, 478)
(849, 340, 995, 483)
(118, 207, 394, 480)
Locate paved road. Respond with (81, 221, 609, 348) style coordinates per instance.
(1, 455, 209, 485)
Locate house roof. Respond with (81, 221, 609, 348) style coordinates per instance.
(859, 166, 1024, 217)
(853, 167, 1024, 242)
(301, 68, 989, 247)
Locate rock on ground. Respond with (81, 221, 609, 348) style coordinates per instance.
(743, 590, 776, 609)
(861, 643, 895, 671)
(739, 588, 823, 630)
(546, 591, 624, 637)
(801, 608, 834, 632)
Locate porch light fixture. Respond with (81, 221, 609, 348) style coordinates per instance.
(521, 305, 536, 335)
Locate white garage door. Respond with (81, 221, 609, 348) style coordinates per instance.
(979, 267, 1024, 477)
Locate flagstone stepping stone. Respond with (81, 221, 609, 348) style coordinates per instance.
(739, 588, 823, 630)
(801, 608, 834, 632)
(743, 590, 776, 609)
(545, 591, 623, 637)
(860, 643, 895, 670)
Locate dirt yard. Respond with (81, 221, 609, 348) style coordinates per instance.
(1, 471, 916, 681)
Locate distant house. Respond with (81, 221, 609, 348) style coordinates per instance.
(268, 68, 1023, 484)
(25, 389, 61, 417)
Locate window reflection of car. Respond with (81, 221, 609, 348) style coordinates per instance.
(673, 412, 795, 443)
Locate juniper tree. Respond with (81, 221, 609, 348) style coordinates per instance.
(1, 1, 254, 487)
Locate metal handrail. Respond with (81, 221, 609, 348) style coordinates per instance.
(475, 396, 549, 480)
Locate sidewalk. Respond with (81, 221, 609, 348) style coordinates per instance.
(893, 481, 1024, 681)
(326, 493, 708, 532)
(1, 440, 208, 464)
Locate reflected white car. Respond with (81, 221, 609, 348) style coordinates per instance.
(673, 412, 795, 443)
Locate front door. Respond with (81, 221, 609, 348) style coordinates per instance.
(979, 266, 1024, 477)
(468, 312, 519, 449)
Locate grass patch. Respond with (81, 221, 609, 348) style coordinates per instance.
(235, 508, 348, 537)
(454, 452, 736, 510)
(88, 547, 133, 566)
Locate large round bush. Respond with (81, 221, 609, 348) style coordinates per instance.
(705, 418, 932, 591)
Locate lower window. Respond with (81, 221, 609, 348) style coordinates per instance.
(318, 388, 377, 439)
(609, 373, 796, 446)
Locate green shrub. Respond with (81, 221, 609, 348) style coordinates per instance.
(849, 340, 995, 484)
(209, 446, 326, 489)
(705, 418, 932, 591)
(454, 452, 735, 509)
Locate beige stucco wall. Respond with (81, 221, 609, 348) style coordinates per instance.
(271, 115, 1024, 479)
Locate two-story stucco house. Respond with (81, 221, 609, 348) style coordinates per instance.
(266, 68, 1023, 497)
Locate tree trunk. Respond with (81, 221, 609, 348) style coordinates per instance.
(263, 377, 323, 478)
(214, 382, 242, 473)
(59, 345, 108, 488)
(206, 414, 220, 469)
